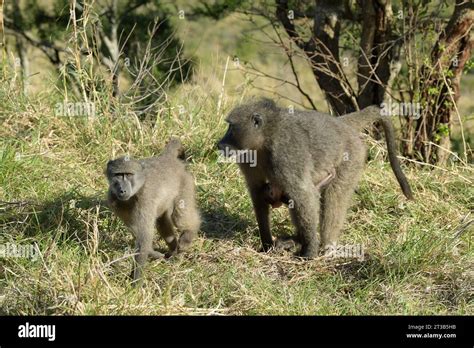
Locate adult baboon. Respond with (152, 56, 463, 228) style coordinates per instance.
(217, 99, 412, 257)
(105, 138, 201, 282)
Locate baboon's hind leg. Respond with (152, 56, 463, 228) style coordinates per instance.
(157, 213, 178, 257)
(172, 203, 200, 251)
(172, 178, 201, 252)
(288, 188, 321, 258)
(320, 164, 363, 252)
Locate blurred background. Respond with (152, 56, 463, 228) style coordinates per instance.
(1, 0, 473, 163)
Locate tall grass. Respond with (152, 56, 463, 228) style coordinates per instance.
(1, 61, 473, 314)
(0, 2, 472, 315)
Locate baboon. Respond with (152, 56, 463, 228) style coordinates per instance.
(105, 138, 201, 282)
(262, 182, 289, 208)
(217, 98, 413, 258)
(263, 170, 335, 209)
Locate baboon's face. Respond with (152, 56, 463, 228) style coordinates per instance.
(106, 158, 145, 201)
(263, 183, 287, 208)
(109, 172, 144, 201)
(217, 102, 269, 154)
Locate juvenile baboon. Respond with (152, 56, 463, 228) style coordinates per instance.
(263, 170, 335, 209)
(262, 182, 289, 208)
(217, 99, 412, 258)
(105, 138, 201, 282)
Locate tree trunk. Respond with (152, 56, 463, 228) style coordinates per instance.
(12, 1, 29, 94)
(277, 0, 395, 115)
(101, 0, 120, 97)
(357, 0, 393, 138)
(308, 0, 356, 114)
(276, 0, 357, 115)
(412, 0, 473, 165)
(0, 0, 4, 52)
(357, 0, 392, 108)
(0, 0, 5, 79)
(15, 36, 29, 94)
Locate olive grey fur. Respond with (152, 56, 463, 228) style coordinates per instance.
(105, 138, 201, 283)
(217, 98, 413, 258)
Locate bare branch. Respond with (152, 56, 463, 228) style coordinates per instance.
(275, 0, 307, 50)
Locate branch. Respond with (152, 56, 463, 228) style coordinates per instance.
(4, 18, 63, 65)
(275, 0, 307, 50)
(270, 20, 317, 110)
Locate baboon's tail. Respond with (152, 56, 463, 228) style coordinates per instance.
(339, 105, 381, 129)
(164, 137, 185, 160)
(341, 106, 414, 200)
(379, 118, 414, 200)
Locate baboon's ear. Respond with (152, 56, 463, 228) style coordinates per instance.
(252, 112, 263, 128)
(105, 160, 113, 175)
(259, 97, 277, 110)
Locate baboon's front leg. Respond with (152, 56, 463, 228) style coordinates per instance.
(131, 250, 146, 283)
(250, 186, 272, 251)
(131, 222, 163, 284)
(131, 247, 164, 284)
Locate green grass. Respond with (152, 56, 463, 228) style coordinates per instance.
(1, 0, 472, 316)
(0, 69, 473, 316)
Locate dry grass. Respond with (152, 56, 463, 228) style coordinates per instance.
(1, 0, 473, 317)
(0, 69, 473, 315)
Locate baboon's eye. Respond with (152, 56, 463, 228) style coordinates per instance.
(114, 173, 131, 180)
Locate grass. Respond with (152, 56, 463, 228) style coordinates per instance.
(0, 68, 473, 316)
